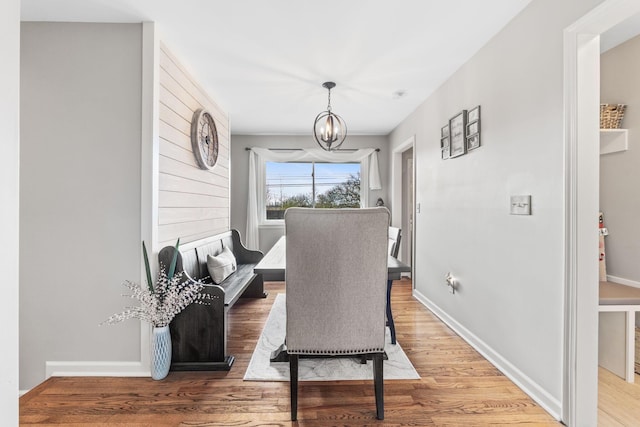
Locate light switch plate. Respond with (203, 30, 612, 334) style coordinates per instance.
(510, 195, 531, 215)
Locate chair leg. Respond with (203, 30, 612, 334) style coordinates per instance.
(290, 354, 299, 421)
(386, 279, 397, 344)
(373, 353, 384, 420)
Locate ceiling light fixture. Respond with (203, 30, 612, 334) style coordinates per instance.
(313, 81, 347, 151)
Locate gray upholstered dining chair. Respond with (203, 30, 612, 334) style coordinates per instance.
(284, 207, 390, 421)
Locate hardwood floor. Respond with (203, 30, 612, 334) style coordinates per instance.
(20, 279, 560, 426)
(598, 368, 640, 426)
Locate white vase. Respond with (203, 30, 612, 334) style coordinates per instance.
(151, 325, 171, 380)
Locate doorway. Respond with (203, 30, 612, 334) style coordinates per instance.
(598, 15, 640, 423)
(391, 136, 415, 281)
(401, 147, 414, 276)
(564, 1, 640, 425)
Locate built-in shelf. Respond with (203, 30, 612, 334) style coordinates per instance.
(600, 129, 628, 155)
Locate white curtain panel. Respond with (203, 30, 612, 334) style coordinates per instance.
(369, 150, 382, 190)
(246, 150, 260, 250)
(245, 147, 382, 250)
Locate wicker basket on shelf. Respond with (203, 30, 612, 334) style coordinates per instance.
(600, 104, 626, 129)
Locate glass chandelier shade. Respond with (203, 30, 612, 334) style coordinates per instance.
(313, 82, 347, 151)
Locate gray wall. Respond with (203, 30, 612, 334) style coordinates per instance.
(389, 0, 601, 417)
(20, 23, 143, 390)
(1, 0, 20, 422)
(230, 135, 389, 253)
(600, 34, 640, 285)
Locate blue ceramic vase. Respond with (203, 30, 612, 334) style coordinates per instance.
(151, 326, 171, 380)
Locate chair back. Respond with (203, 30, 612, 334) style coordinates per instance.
(388, 226, 401, 258)
(285, 207, 390, 355)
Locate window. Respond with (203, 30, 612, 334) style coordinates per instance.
(265, 161, 361, 220)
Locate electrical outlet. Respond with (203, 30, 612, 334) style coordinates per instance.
(445, 272, 456, 294)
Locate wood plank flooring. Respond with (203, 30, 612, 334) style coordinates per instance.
(20, 279, 561, 426)
(598, 368, 640, 426)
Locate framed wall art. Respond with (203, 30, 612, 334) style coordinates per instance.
(467, 120, 479, 135)
(449, 110, 467, 158)
(440, 124, 450, 159)
(467, 134, 480, 150)
(468, 105, 480, 123)
(466, 105, 481, 151)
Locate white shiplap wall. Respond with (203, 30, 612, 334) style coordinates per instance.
(158, 43, 230, 247)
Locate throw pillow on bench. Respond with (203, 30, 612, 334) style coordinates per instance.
(207, 247, 237, 284)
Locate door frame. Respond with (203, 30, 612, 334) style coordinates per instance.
(391, 136, 415, 279)
(402, 150, 414, 275)
(563, 1, 640, 425)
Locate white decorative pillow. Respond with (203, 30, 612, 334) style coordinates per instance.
(207, 247, 237, 284)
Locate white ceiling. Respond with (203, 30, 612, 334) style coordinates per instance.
(21, 0, 532, 135)
(601, 12, 640, 53)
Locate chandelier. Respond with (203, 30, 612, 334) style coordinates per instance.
(313, 82, 347, 151)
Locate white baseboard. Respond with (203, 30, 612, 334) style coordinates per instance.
(45, 361, 149, 379)
(606, 275, 640, 289)
(412, 289, 562, 420)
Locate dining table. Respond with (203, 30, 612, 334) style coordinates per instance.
(253, 235, 411, 350)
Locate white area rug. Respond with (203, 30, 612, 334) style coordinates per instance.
(244, 294, 420, 381)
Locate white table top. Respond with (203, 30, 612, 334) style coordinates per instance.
(254, 236, 410, 279)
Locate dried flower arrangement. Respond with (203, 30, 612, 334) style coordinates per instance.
(101, 240, 204, 328)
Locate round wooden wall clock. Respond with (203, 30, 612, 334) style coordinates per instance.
(191, 108, 219, 170)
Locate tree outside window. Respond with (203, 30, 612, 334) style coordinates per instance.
(266, 162, 360, 219)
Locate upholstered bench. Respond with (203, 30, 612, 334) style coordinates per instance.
(158, 229, 266, 371)
(598, 281, 640, 382)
